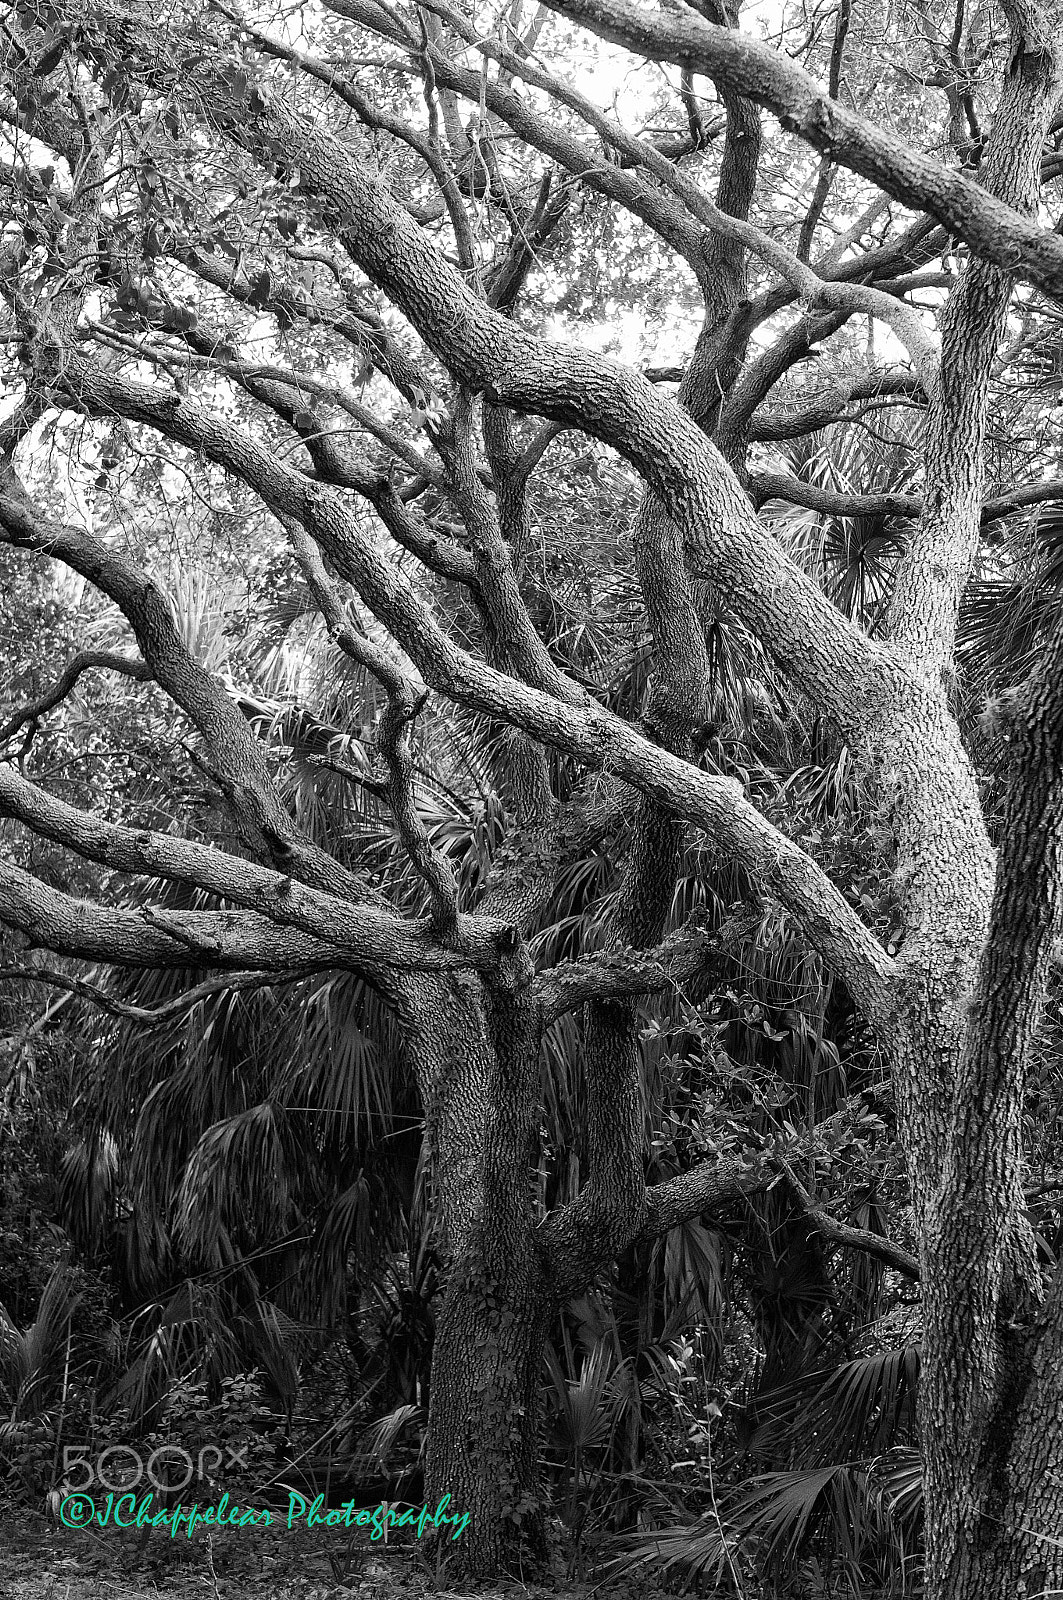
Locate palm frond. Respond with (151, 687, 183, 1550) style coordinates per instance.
(0, 1264, 81, 1418)
(174, 1102, 289, 1266)
(618, 1460, 908, 1592)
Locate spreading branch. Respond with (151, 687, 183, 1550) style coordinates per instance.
(0, 650, 150, 744)
(35, 356, 894, 1023)
(0, 964, 307, 1028)
(543, 0, 1063, 301)
(0, 761, 507, 973)
(778, 1160, 921, 1281)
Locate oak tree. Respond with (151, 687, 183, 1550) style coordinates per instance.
(3, 0, 1063, 1590)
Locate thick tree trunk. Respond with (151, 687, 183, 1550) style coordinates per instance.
(920, 1298, 1063, 1597)
(966, 1522, 1063, 1600)
(403, 959, 549, 1575)
(395, 973, 493, 1257)
(938, 1354, 1063, 1599)
(426, 1236, 551, 1572)
(967, 1289, 1063, 1598)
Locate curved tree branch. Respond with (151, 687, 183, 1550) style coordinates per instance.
(0, 650, 150, 744)
(542, 0, 1063, 301)
(749, 470, 1063, 524)
(779, 1161, 921, 1280)
(0, 760, 505, 971)
(0, 963, 308, 1027)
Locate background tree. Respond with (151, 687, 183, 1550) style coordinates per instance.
(2, 0, 1063, 1591)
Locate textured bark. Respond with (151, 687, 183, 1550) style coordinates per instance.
(427, 1235, 550, 1573)
(422, 970, 550, 1574)
(9, 5, 1063, 1591)
(979, 1262, 1063, 1598)
(395, 975, 494, 1260)
(544, 0, 1063, 302)
(865, 10, 1063, 1593)
(921, 606, 1063, 1599)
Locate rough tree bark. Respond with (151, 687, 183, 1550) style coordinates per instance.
(3, 0, 1063, 1588)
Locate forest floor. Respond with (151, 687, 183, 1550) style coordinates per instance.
(0, 1514, 659, 1600)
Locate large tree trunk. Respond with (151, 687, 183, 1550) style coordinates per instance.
(917, 607, 1063, 1600)
(395, 973, 493, 1259)
(867, 8, 1063, 1592)
(935, 1322, 1063, 1599)
(427, 1235, 551, 1572)
(965, 1279, 1063, 1597)
(403, 960, 551, 1574)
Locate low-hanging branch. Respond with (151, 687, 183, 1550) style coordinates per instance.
(0, 963, 310, 1027)
(0, 855, 363, 972)
(0, 761, 509, 973)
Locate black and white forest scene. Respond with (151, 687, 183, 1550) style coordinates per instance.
(1, 0, 1063, 1593)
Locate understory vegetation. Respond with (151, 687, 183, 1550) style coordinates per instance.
(2, 454, 1060, 1595)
